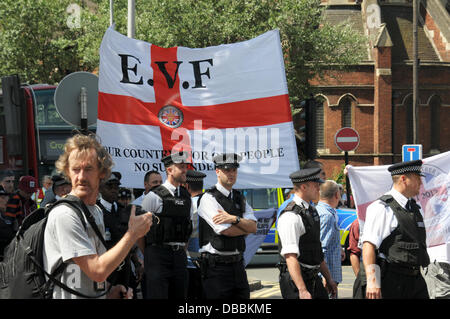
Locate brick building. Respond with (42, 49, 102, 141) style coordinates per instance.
(306, 0, 450, 179)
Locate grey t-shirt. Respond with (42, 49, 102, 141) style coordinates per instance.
(43, 203, 107, 299)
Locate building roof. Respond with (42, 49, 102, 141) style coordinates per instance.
(381, 5, 440, 62)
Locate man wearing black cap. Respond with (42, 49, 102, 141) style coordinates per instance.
(277, 168, 337, 299)
(138, 151, 193, 299)
(49, 174, 72, 203)
(98, 171, 135, 293)
(197, 153, 257, 299)
(362, 160, 430, 299)
(185, 169, 207, 299)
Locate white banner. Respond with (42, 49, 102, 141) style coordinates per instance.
(244, 208, 277, 266)
(347, 151, 450, 248)
(97, 27, 299, 189)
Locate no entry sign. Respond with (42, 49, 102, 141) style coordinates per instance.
(335, 127, 360, 152)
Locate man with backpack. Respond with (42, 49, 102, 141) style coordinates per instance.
(42, 133, 153, 299)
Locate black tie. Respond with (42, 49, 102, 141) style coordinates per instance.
(406, 198, 418, 212)
(227, 192, 232, 200)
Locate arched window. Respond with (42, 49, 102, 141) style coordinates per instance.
(429, 95, 441, 151)
(339, 95, 353, 128)
(315, 96, 325, 149)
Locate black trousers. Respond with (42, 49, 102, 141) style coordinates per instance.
(381, 264, 429, 299)
(279, 269, 328, 299)
(144, 245, 187, 299)
(201, 258, 250, 299)
(187, 266, 203, 299)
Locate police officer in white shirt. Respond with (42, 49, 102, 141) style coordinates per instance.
(197, 153, 257, 299)
(362, 160, 430, 299)
(137, 151, 193, 299)
(277, 168, 337, 299)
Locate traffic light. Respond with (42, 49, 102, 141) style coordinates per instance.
(299, 98, 317, 160)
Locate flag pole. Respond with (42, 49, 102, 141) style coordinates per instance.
(128, 0, 135, 38)
(109, 0, 114, 28)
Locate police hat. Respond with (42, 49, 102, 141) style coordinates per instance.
(388, 160, 425, 177)
(118, 187, 132, 199)
(213, 153, 242, 169)
(105, 171, 122, 185)
(161, 151, 191, 167)
(289, 168, 325, 184)
(186, 170, 207, 183)
(51, 174, 70, 192)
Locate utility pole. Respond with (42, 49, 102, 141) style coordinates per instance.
(128, 0, 135, 38)
(412, 0, 419, 144)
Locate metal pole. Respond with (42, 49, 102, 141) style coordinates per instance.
(109, 0, 114, 28)
(345, 151, 351, 207)
(128, 0, 135, 38)
(80, 87, 88, 133)
(413, 0, 419, 144)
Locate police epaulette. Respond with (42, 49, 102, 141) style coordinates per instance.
(379, 195, 394, 206)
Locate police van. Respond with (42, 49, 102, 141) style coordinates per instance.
(240, 188, 357, 262)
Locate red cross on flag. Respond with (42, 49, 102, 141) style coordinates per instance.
(97, 27, 299, 188)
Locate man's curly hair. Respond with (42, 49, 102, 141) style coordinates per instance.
(55, 133, 113, 183)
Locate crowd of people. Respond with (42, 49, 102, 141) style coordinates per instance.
(0, 133, 448, 300)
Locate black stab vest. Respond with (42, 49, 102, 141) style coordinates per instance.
(145, 185, 192, 244)
(378, 195, 430, 267)
(198, 186, 246, 252)
(97, 201, 129, 250)
(278, 201, 324, 266)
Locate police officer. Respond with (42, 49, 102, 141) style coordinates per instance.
(277, 168, 337, 299)
(138, 151, 193, 299)
(97, 172, 134, 291)
(362, 160, 430, 299)
(197, 153, 257, 299)
(49, 174, 71, 203)
(185, 169, 207, 299)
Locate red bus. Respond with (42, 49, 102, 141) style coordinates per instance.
(0, 74, 90, 188)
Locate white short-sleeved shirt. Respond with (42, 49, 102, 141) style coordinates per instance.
(43, 203, 106, 299)
(361, 188, 411, 249)
(141, 180, 193, 246)
(277, 194, 310, 258)
(197, 183, 257, 255)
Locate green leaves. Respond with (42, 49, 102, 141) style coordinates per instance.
(0, 0, 366, 101)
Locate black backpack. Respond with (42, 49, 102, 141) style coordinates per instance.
(0, 195, 111, 299)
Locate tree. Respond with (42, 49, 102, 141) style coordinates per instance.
(0, 0, 366, 102)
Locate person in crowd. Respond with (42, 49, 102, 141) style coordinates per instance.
(132, 170, 162, 206)
(4, 175, 38, 229)
(277, 160, 326, 221)
(185, 169, 207, 299)
(316, 180, 345, 298)
(33, 175, 52, 207)
(137, 151, 193, 299)
(197, 153, 257, 299)
(347, 218, 366, 298)
(0, 188, 14, 260)
(0, 170, 15, 194)
(277, 168, 337, 299)
(42, 133, 152, 299)
(118, 188, 132, 207)
(362, 160, 430, 299)
(45, 174, 72, 204)
(98, 171, 140, 297)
